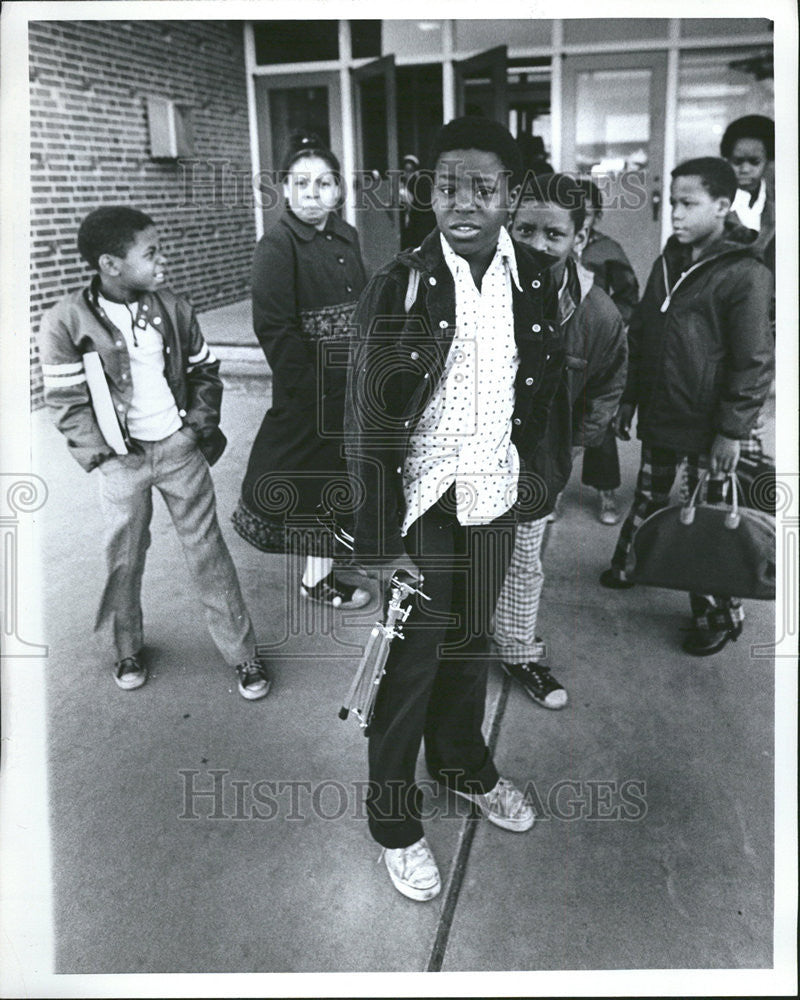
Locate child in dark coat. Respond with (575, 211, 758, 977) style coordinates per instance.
(233, 132, 370, 609)
(345, 117, 563, 900)
(494, 174, 627, 708)
(576, 178, 640, 525)
(599, 158, 774, 656)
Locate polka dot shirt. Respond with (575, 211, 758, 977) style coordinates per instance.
(402, 227, 521, 533)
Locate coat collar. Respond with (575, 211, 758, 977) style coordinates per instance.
(556, 257, 587, 327)
(400, 227, 556, 285)
(438, 226, 522, 291)
(662, 215, 760, 276)
(281, 208, 355, 243)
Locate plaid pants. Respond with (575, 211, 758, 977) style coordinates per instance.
(609, 438, 763, 628)
(492, 516, 548, 664)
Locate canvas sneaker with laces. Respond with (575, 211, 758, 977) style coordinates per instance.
(300, 571, 371, 609)
(452, 777, 535, 832)
(235, 658, 271, 700)
(383, 837, 441, 901)
(500, 659, 568, 709)
(112, 654, 147, 690)
(598, 489, 620, 525)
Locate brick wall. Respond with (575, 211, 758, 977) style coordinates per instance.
(29, 19, 256, 407)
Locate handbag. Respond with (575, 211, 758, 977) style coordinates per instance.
(628, 471, 775, 600)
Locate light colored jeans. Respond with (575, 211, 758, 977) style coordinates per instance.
(94, 428, 256, 665)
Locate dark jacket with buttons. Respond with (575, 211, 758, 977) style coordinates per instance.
(251, 209, 367, 410)
(38, 277, 225, 471)
(239, 210, 368, 524)
(344, 228, 564, 561)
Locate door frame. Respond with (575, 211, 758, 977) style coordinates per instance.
(253, 70, 342, 237)
(561, 49, 668, 288)
(351, 55, 399, 177)
(351, 55, 400, 272)
(454, 45, 508, 123)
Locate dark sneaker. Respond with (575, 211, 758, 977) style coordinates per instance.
(113, 655, 148, 690)
(300, 571, 371, 609)
(383, 837, 441, 901)
(598, 489, 620, 525)
(452, 777, 535, 832)
(682, 628, 733, 656)
(501, 660, 568, 709)
(682, 604, 744, 656)
(236, 658, 271, 700)
(599, 568, 635, 590)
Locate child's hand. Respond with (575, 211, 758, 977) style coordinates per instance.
(363, 555, 423, 595)
(613, 403, 635, 440)
(709, 434, 741, 475)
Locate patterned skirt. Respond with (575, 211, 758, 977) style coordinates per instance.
(233, 301, 360, 557)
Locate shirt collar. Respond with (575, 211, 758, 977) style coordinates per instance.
(282, 209, 355, 243)
(439, 226, 522, 291)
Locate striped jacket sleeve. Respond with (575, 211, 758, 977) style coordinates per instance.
(178, 298, 223, 437)
(37, 304, 116, 472)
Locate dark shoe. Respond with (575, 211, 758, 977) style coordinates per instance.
(681, 628, 733, 656)
(113, 655, 147, 690)
(682, 609, 743, 657)
(501, 660, 568, 709)
(236, 658, 271, 700)
(300, 571, 371, 609)
(598, 489, 620, 525)
(599, 568, 635, 590)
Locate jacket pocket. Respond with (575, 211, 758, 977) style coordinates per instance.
(565, 354, 588, 406)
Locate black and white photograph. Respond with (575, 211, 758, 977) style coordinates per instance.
(0, 1, 797, 996)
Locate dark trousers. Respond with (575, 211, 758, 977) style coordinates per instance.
(582, 423, 621, 491)
(366, 492, 515, 848)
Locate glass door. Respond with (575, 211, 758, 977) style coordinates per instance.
(352, 55, 400, 274)
(561, 52, 668, 290)
(455, 45, 508, 123)
(254, 71, 342, 237)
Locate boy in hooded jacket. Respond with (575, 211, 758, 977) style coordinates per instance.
(599, 157, 774, 656)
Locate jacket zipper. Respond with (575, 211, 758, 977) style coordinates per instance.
(659, 248, 743, 313)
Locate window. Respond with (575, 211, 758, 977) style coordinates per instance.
(350, 21, 381, 59)
(253, 21, 339, 65)
(675, 47, 774, 164)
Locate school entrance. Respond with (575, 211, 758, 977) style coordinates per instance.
(245, 19, 774, 280)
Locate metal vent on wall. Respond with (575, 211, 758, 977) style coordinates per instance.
(147, 95, 195, 159)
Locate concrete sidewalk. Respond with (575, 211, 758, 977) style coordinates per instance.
(198, 298, 270, 381)
(31, 381, 775, 974)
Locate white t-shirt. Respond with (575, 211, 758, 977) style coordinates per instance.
(97, 293, 182, 441)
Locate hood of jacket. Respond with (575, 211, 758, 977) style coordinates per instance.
(662, 216, 762, 275)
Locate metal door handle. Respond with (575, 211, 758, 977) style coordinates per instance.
(651, 180, 661, 222)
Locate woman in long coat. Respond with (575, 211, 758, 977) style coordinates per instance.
(233, 133, 370, 607)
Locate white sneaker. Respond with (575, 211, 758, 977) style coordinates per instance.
(235, 659, 271, 700)
(383, 837, 441, 901)
(598, 489, 620, 525)
(452, 777, 534, 832)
